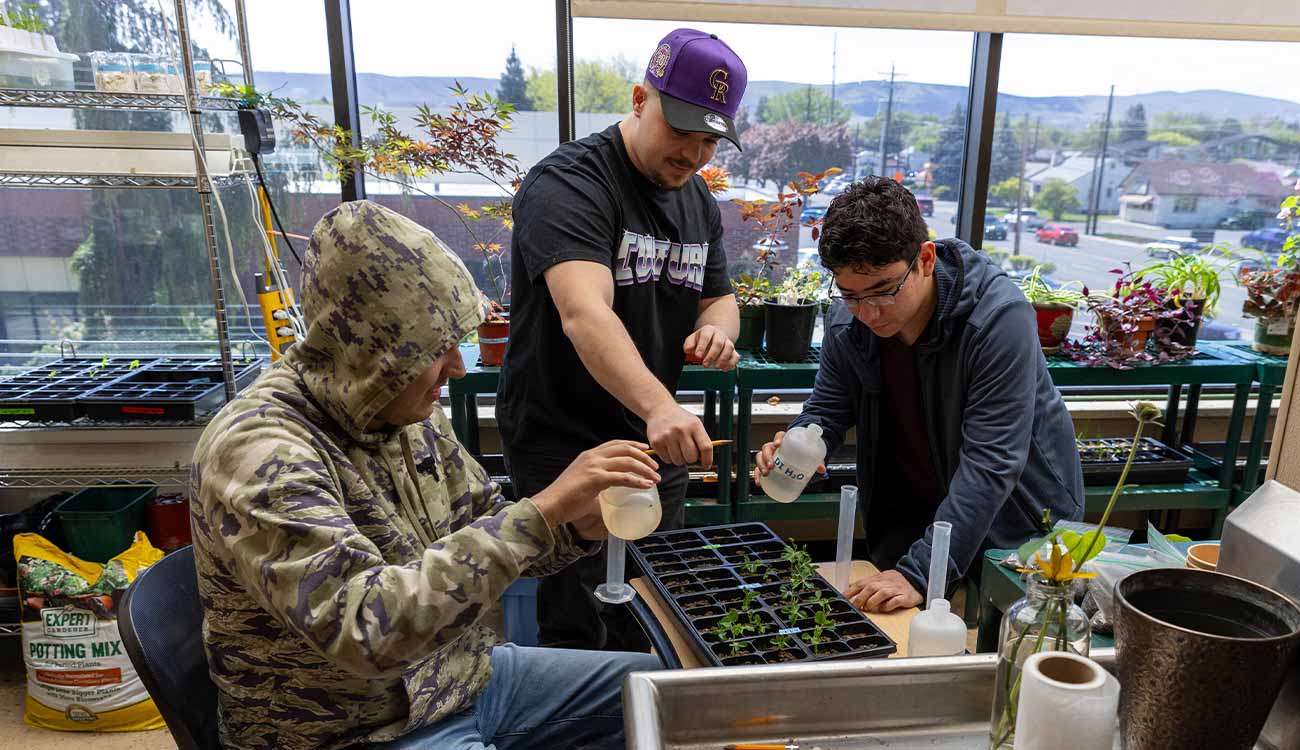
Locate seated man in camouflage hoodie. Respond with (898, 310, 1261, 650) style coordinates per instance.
(191, 200, 662, 750)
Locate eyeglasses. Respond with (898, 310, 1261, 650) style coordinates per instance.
(829, 251, 920, 309)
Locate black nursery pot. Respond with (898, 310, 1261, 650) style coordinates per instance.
(736, 304, 766, 351)
(764, 302, 818, 362)
(1156, 297, 1206, 349)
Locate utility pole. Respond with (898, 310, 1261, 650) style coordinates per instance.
(1013, 113, 1031, 254)
(878, 63, 897, 177)
(830, 32, 837, 114)
(1089, 85, 1116, 235)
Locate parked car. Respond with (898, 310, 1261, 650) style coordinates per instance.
(1005, 268, 1063, 288)
(1219, 210, 1274, 231)
(1035, 224, 1079, 246)
(800, 206, 827, 226)
(1241, 228, 1295, 254)
(1198, 320, 1244, 341)
(1003, 208, 1044, 229)
(915, 195, 935, 217)
(1144, 236, 1203, 258)
(984, 217, 1007, 241)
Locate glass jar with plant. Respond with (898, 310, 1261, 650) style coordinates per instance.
(217, 82, 523, 364)
(989, 402, 1162, 749)
(1017, 265, 1085, 354)
(1238, 183, 1300, 355)
(1134, 246, 1237, 348)
(1065, 268, 1190, 368)
(732, 168, 839, 355)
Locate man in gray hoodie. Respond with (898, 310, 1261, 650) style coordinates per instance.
(756, 177, 1084, 612)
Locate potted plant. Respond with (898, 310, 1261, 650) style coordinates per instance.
(1134, 247, 1237, 348)
(218, 82, 523, 364)
(1238, 182, 1300, 355)
(1066, 269, 1188, 368)
(1017, 265, 1084, 354)
(731, 168, 839, 353)
(766, 261, 828, 362)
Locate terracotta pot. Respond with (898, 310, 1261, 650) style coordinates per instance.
(1033, 303, 1074, 354)
(736, 305, 766, 351)
(1253, 315, 1295, 356)
(477, 316, 510, 367)
(1099, 313, 1156, 356)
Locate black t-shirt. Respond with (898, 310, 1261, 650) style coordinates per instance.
(496, 124, 731, 466)
(868, 336, 945, 571)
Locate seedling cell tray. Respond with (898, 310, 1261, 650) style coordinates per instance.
(630, 522, 896, 667)
(80, 358, 260, 421)
(1077, 437, 1192, 486)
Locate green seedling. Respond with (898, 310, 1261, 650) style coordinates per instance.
(741, 589, 759, 611)
(814, 609, 833, 629)
(769, 634, 792, 650)
(782, 601, 804, 623)
(729, 640, 750, 657)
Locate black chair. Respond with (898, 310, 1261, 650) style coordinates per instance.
(119, 545, 222, 750)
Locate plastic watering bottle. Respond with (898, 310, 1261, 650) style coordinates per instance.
(760, 423, 828, 503)
(907, 521, 968, 656)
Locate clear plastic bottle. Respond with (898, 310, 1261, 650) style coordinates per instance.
(759, 423, 827, 503)
(598, 484, 661, 541)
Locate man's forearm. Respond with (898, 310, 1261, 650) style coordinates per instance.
(562, 304, 675, 420)
(695, 295, 740, 340)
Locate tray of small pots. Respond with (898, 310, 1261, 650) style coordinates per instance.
(630, 522, 896, 667)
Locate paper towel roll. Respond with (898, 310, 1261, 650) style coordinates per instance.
(1013, 651, 1119, 750)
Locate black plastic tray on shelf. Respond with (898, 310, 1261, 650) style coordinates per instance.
(0, 356, 261, 422)
(1185, 440, 1271, 487)
(630, 522, 896, 667)
(1077, 437, 1193, 487)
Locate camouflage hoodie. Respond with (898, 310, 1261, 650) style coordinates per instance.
(190, 201, 589, 750)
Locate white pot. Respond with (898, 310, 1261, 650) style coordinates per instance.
(0, 27, 16, 48)
(17, 30, 38, 51)
(39, 33, 58, 53)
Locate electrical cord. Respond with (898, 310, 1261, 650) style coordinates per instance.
(250, 152, 304, 267)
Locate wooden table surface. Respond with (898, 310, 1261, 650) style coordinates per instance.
(630, 560, 918, 668)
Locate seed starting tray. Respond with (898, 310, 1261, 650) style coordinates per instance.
(1077, 437, 1193, 486)
(630, 522, 896, 667)
(0, 356, 261, 422)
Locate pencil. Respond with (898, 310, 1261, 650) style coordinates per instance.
(723, 744, 797, 750)
(644, 439, 732, 457)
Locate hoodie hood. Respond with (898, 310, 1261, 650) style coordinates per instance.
(287, 200, 487, 441)
(921, 238, 1004, 347)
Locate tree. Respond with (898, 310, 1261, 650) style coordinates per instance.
(1117, 104, 1148, 144)
(988, 177, 1022, 206)
(717, 121, 851, 189)
(497, 46, 532, 111)
(990, 112, 1022, 184)
(1033, 178, 1081, 220)
(525, 57, 638, 113)
(760, 86, 851, 126)
(1148, 130, 1199, 147)
(930, 104, 966, 191)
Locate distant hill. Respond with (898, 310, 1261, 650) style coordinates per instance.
(254, 71, 1300, 130)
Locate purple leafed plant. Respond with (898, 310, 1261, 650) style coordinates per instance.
(1062, 266, 1195, 369)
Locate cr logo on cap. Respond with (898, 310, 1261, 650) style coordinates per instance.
(650, 44, 671, 78)
(708, 68, 729, 104)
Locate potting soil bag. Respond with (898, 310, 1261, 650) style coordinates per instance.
(15, 531, 165, 731)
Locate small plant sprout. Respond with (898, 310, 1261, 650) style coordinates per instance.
(807, 626, 825, 648)
(729, 640, 750, 657)
(741, 589, 759, 611)
(770, 634, 792, 650)
(740, 554, 764, 577)
(814, 609, 834, 630)
(782, 601, 804, 623)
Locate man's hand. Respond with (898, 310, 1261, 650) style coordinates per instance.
(753, 430, 826, 481)
(684, 325, 739, 371)
(646, 400, 714, 468)
(569, 512, 607, 541)
(532, 440, 660, 528)
(845, 570, 924, 613)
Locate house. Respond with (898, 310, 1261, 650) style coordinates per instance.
(1118, 159, 1290, 229)
(1027, 154, 1132, 214)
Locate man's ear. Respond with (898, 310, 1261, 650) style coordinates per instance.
(632, 84, 648, 117)
(920, 241, 938, 275)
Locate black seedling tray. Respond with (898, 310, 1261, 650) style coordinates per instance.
(1077, 437, 1192, 486)
(630, 522, 896, 667)
(1185, 440, 1270, 487)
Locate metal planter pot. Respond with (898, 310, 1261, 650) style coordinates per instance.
(1115, 568, 1300, 750)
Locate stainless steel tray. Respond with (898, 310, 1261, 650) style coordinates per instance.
(624, 648, 1272, 749)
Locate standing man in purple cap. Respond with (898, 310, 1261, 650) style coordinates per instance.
(498, 28, 749, 651)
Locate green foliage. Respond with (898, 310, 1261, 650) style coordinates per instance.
(525, 57, 639, 113)
(1117, 104, 1148, 145)
(1017, 265, 1084, 306)
(497, 46, 532, 111)
(987, 249, 1011, 268)
(990, 113, 1023, 185)
(6, 3, 48, 31)
(774, 260, 828, 305)
(930, 104, 966, 191)
(1148, 130, 1199, 147)
(1033, 178, 1081, 221)
(760, 86, 852, 126)
(1135, 246, 1238, 311)
(989, 177, 1023, 206)
(1008, 255, 1037, 272)
(931, 185, 951, 200)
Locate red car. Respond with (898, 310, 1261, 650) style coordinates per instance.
(1035, 223, 1079, 246)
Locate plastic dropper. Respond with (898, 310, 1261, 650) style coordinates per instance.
(834, 485, 857, 591)
(907, 521, 968, 656)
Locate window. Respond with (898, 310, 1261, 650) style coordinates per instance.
(349, 1, 559, 310)
(574, 19, 972, 282)
(984, 33, 1300, 340)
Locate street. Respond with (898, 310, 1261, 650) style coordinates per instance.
(798, 200, 1253, 338)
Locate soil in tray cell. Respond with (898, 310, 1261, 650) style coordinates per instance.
(694, 568, 738, 587)
(803, 638, 851, 658)
(676, 593, 717, 611)
(654, 530, 701, 545)
(844, 633, 893, 651)
(764, 649, 802, 663)
(685, 604, 725, 621)
(720, 540, 785, 561)
(678, 549, 722, 568)
(636, 541, 673, 555)
(719, 653, 766, 666)
(696, 610, 777, 643)
(646, 552, 683, 570)
(660, 573, 698, 591)
(712, 588, 746, 605)
(700, 528, 738, 543)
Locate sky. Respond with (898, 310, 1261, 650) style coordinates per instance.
(216, 1, 1300, 105)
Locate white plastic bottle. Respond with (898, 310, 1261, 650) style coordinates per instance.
(598, 484, 662, 541)
(759, 423, 828, 503)
(908, 521, 969, 656)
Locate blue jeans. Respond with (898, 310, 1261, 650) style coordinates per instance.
(376, 644, 663, 750)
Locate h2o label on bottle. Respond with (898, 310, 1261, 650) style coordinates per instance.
(772, 456, 805, 482)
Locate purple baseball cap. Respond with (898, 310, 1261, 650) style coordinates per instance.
(644, 28, 748, 150)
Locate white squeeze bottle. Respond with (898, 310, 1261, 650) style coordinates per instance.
(760, 423, 828, 503)
(907, 521, 968, 656)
